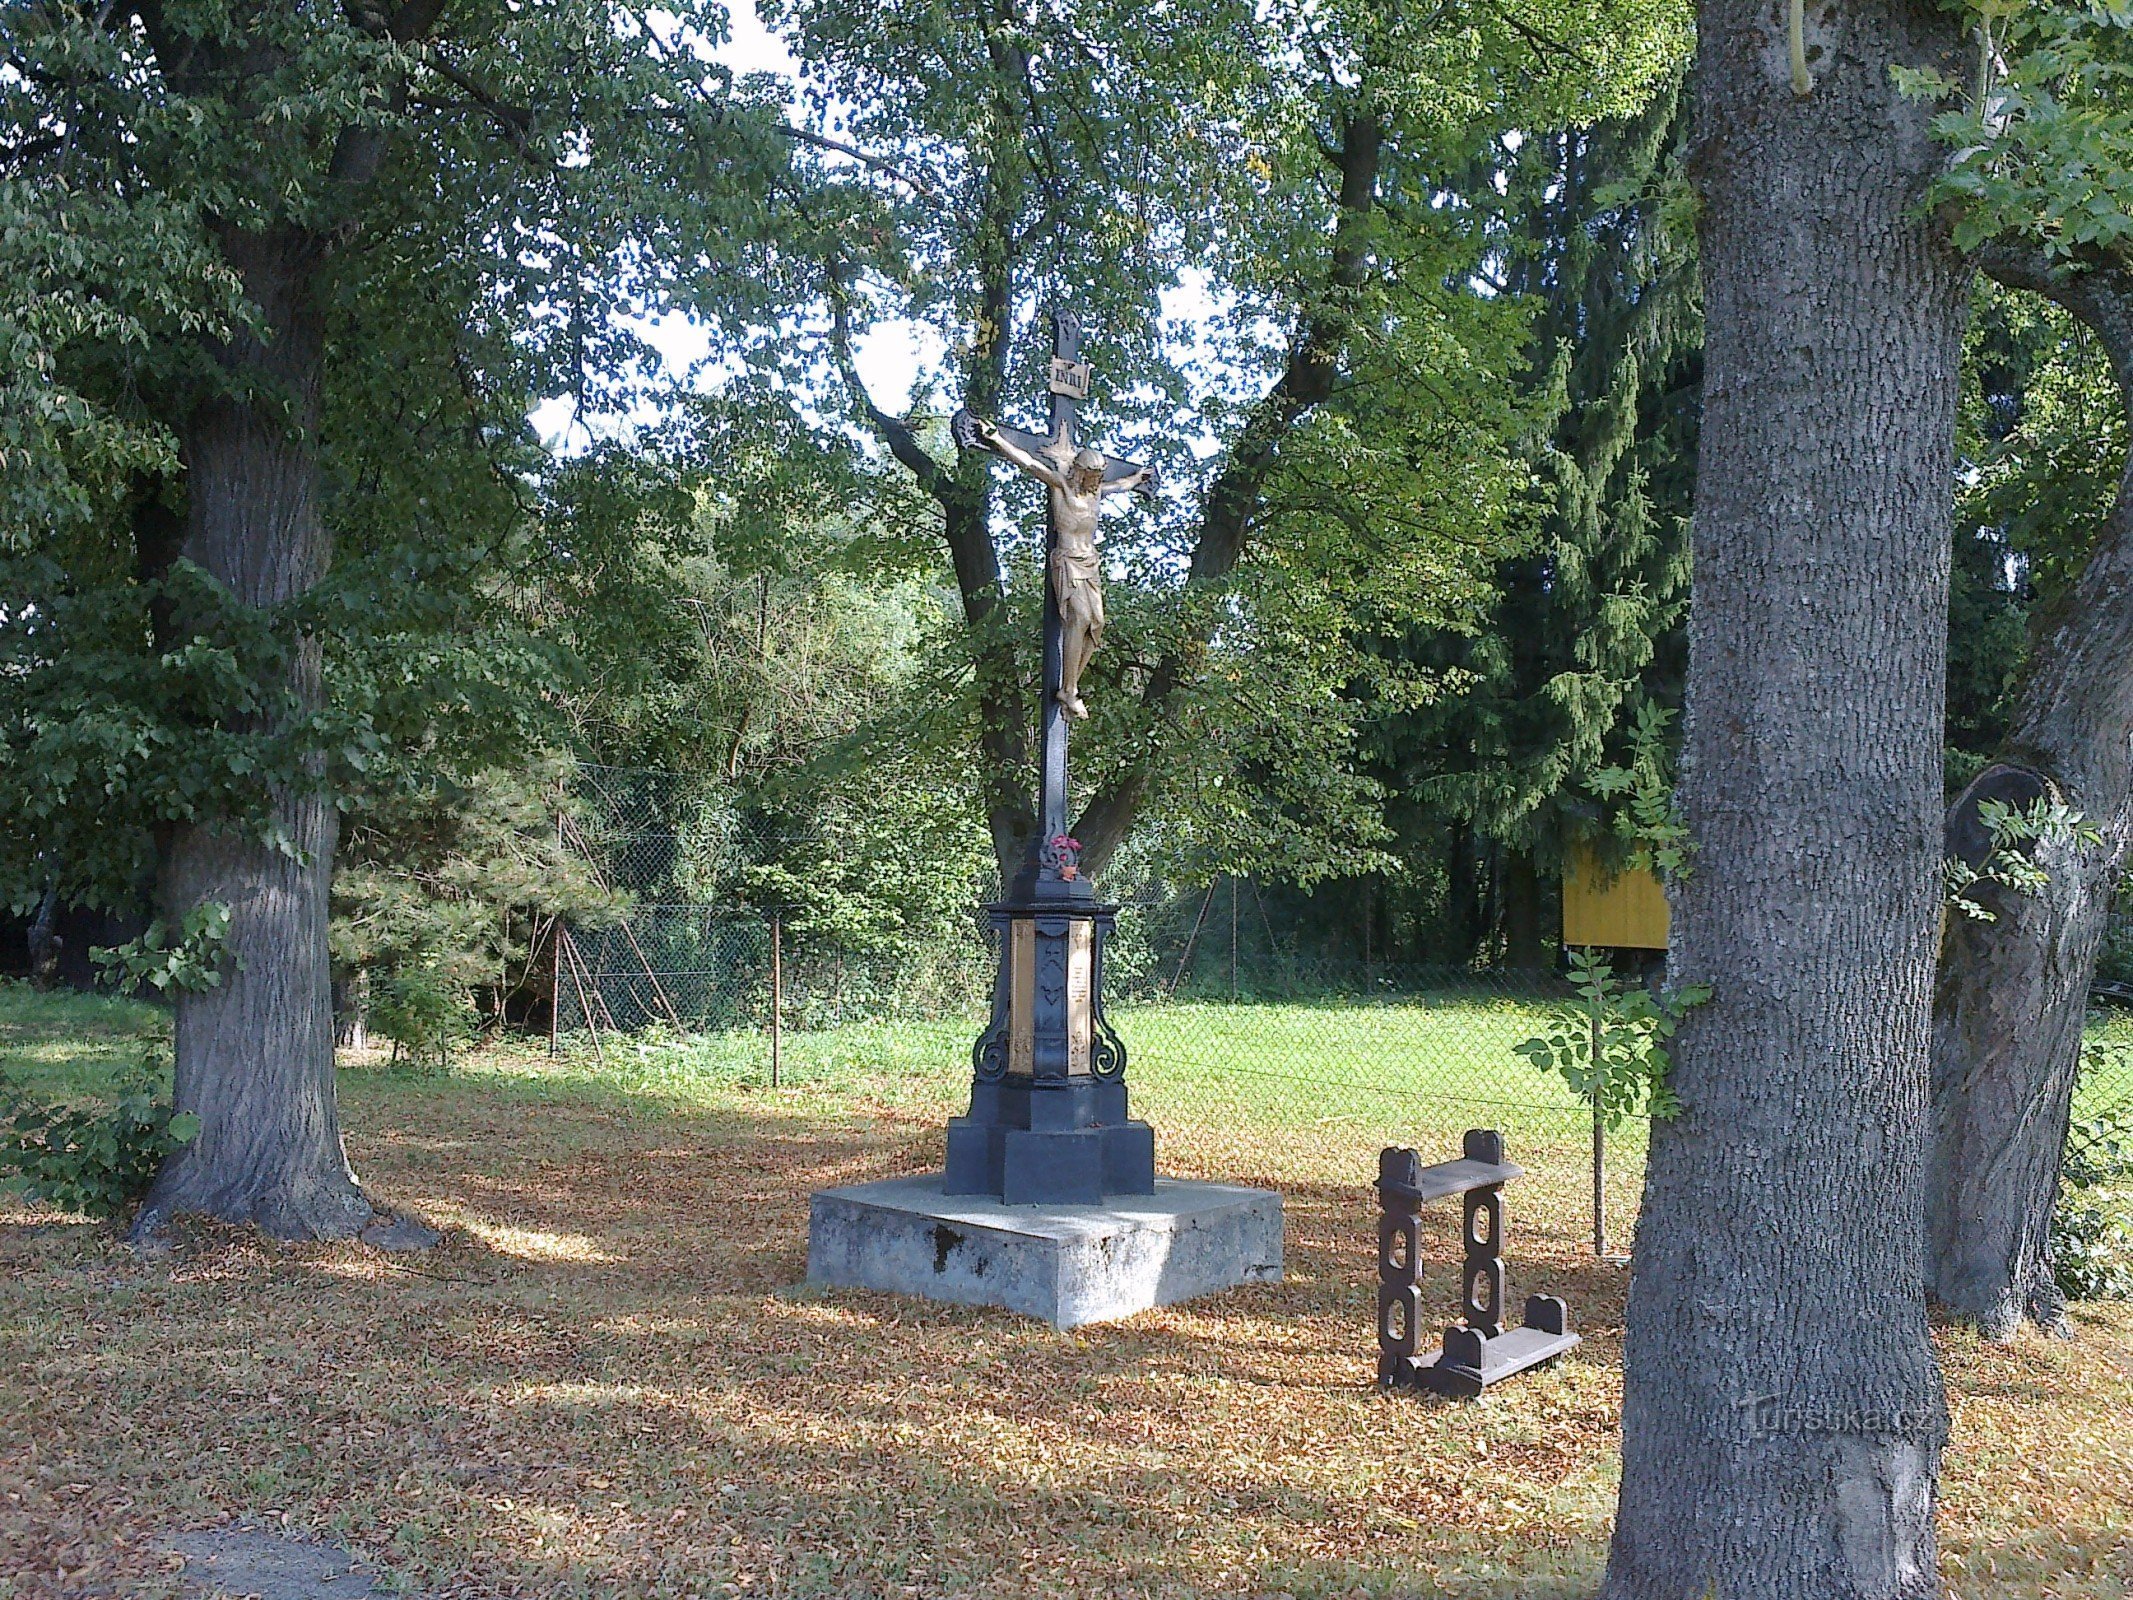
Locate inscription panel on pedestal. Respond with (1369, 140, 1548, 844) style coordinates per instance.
(1010, 918, 1035, 1076)
(1067, 919, 1093, 1074)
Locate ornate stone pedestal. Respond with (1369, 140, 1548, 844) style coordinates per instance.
(942, 875, 1154, 1205)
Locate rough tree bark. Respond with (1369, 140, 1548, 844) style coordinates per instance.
(128, 0, 450, 1238)
(135, 226, 372, 1241)
(1447, 820, 1487, 961)
(1603, 2, 1969, 1595)
(25, 885, 59, 989)
(1928, 248, 2133, 1338)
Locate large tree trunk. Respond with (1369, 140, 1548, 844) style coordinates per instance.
(137, 229, 371, 1241)
(1068, 111, 1383, 881)
(1927, 252, 2133, 1338)
(25, 884, 59, 988)
(1930, 776, 2121, 1337)
(1603, 3, 1968, 1595)
(1446, 819, 1486, 962)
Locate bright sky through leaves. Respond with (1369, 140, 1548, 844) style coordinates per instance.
(531, 1, 946, 448)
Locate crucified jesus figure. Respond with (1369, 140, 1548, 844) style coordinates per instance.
(959, 414, 1154, 719)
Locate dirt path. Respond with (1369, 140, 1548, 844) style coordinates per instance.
(165, 1530, 416, 1599)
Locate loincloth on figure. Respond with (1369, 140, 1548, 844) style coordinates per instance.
(1050, 545, 1104, 623)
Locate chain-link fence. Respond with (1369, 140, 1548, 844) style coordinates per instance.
(553, 908, 993, 1035)
(2074, 1036, 2133, 1159)
(552, 903, 1635, 1248)
(551, 917, 2133, 1263)
(552, 764, 2133, 1262)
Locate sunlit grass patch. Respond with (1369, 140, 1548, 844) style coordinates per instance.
(0, 979, 168, 1101)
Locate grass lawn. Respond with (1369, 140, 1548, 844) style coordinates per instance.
(2, 982, 2129, 1598)
(557, 985, 1617, 1187)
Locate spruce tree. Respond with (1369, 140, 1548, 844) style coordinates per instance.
(1360, 84, 1698, 967)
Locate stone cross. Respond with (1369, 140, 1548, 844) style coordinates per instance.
(941, 311, 1159, 1205)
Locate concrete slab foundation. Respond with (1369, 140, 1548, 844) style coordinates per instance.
(806, 1174, 1283, 1329)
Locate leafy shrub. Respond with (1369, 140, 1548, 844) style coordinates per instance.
(334, 757, 621, 1058)
(2054, 1112, 2133, 1303)
(1588, 702, 1697, 884)
(2053, 1196, 2133, 1303)
(366, 961, 476, 1067)
(1517, 946, 1709, 1127)
(90, 902, 234, 994)
(0, 1048, 199, 1220)
(1944, 798, 2102, 923)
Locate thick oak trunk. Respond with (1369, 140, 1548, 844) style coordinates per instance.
(137, 230, 371, 1241)
(1929, 786, 2118, 1336)
(1603, 3, 1968, 1594)
(26, 885, 59, 988)
(1927, 254, 2133, 1337)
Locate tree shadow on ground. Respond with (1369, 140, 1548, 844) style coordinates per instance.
(4, 1068, 2126, 1600)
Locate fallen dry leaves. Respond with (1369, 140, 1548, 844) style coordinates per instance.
(0, 1039, 2127, 1600)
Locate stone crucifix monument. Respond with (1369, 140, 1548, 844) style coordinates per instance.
(806, 311, 1282, 1327)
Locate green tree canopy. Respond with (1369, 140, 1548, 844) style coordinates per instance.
(0, 0, 809, 1236)
(757, 0, 1690, 889)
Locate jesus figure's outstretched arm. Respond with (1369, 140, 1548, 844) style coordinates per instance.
(964, 415, 1066, 490)
(1100, 463, 1157, 499)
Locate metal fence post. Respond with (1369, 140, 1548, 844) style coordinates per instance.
(551, 793, 565, 1059)
(1230, 875, 1239, 1001)
(770, 912, 783, 1090)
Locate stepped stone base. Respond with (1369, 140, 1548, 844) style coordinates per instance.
(806, 1175, 1283, 1329)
